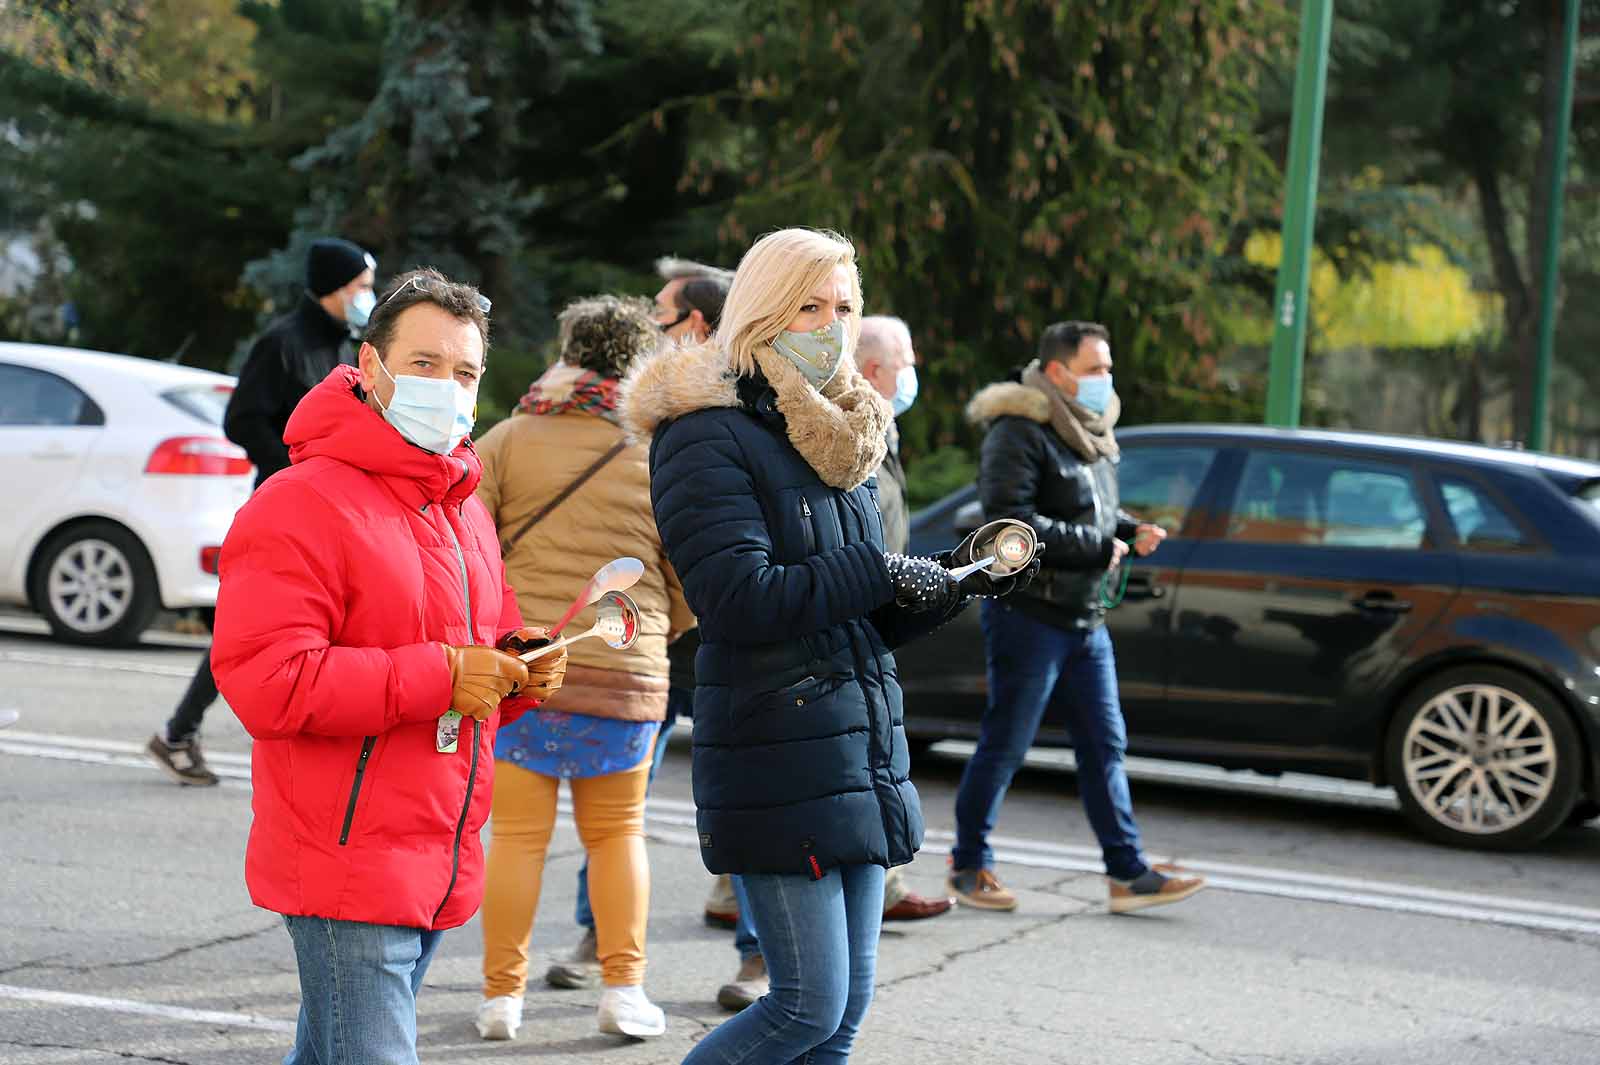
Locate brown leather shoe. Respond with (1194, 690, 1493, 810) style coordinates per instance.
(883, 891, 955, 921)
(946, 868, 1019, 911)
(1108, 863, 1206, 914)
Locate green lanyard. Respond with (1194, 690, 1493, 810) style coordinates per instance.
(1099, 540, 1133, 609)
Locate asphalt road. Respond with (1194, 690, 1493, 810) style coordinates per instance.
(2, 618, 1597, 1064)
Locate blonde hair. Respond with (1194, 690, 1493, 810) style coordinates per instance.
(715, 228, 862, 378)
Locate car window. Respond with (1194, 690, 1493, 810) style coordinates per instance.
(162, 385, 233, 426)
(0, 362, 103, 427)
(1226, 450, 1426, 549)
(1439, 477, 1528, 550)
(1118, 446, 1218, 534)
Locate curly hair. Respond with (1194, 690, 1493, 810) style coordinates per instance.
(557, 294, 662, 379)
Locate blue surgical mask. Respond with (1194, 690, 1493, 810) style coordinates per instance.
(772, 320, 848, 391)
(1074, 373, 1114, 416)
(347, 289, 376, 329)
(375, 358, 476, 455)
(891, 365, 919, 416)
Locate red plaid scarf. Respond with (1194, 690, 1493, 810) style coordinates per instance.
(517, 362, 621, 422)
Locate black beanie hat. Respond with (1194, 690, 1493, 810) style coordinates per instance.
(306, 238, 376, 297)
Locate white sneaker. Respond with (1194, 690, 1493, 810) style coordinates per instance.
(597, 985, 666, 1039)
(475, 995, 523, 1040)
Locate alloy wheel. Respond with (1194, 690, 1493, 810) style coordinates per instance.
(1400, 683, 1556, 835)
(46, 538, 136, 635)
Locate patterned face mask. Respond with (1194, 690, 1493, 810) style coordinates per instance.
(772, 319, 848, 391)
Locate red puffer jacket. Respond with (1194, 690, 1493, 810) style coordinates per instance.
(212, 366, 535, 930)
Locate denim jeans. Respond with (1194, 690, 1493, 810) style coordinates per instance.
(575, 689, 681, 930)
(281, 915, 443, 1065)
(685, 863, 884, 1065)
(730, 872, 760, 961)
(952, 602, 1147, 881)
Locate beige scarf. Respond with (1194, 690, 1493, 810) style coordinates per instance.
(753, 346, 891, 491)
(1021, 359, 1120, 461)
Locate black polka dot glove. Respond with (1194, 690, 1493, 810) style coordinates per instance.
(885, 553, 963, 613)
(949, 555, 1042, 600)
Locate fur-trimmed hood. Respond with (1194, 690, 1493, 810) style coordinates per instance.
(619, 342, 739, 442)
(966, 380, 1050, 426)
(620, 340, 891, 491)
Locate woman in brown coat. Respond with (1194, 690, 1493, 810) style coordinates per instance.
(472, 295, 693, 1042)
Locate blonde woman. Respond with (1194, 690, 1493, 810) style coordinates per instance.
(622, 229, 1031, 1063)
(473, 295, 694, 1042)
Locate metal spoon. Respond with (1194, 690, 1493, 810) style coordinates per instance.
(519, 591, 641, 661)
(548, 557, 646, 638)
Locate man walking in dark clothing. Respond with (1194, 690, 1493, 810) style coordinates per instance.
(949, 320, 1206, 914)
(145, 238, 375, 786)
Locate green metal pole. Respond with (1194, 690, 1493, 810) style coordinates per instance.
(1528, 0, 1580, 453)
(1265, 0, 1334, 428)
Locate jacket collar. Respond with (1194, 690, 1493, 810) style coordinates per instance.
(284, 365, 483, 508)
(294, 292, 355, 348)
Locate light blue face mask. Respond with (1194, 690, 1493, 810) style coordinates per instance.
(346, 289, 377, 329)
(891, 365, 919, 416)
(772, 319, 848, 391)
(375, 357, 476, 455)
(1074, 373, 1114, 416)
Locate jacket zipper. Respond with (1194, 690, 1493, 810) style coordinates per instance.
(337, 735, 378, 845)
(799, 496, 817, 555)
(432, 500, 479, 925)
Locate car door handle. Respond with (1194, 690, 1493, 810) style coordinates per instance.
(1353, 591, 1411, 613)
(1124, 574, 1165, 600)
(29, 448, 73, 460)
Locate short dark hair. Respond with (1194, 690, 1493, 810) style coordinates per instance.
(364, 268, 491, 360)
(1038, 320, 1109, 366)
(675, 276, 730, 329)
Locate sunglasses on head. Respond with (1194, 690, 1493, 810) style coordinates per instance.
(378, 275, 492, 316)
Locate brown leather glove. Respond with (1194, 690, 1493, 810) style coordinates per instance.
(441, 644, 530, 721)
(496, 626, 567, 704)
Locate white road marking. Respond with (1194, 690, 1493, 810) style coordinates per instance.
(4, 731, 1598, 938)
(0, 648, 198, 678)
(0, 983, 297, 1034)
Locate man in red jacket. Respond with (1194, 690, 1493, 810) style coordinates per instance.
(212, 268, 568, 1065)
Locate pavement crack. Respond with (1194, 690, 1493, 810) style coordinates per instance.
(876, 906, 1090, 990)
(24, 922, 280, 974)
(0, 1041, 195, 1065)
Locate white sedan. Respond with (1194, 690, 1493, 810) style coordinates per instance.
(0, 342, 254, 645)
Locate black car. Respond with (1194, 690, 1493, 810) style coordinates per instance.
(902, 425, 1600, 849)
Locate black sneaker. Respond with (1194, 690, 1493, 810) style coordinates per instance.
(146, 733, 220, 786)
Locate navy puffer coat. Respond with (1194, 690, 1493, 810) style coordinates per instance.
(621, 343, 962, 877)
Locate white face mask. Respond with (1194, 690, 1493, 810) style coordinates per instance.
(346, 289, 377, 329)
(374, 357, 476, 455)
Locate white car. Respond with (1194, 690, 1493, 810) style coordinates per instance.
(0, 342, 254, 645)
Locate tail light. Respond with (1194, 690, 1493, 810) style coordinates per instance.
(145, 436, 253, 476)
(199, 547, 222, 574)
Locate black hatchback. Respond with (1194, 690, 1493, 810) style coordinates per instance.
(901, 425, 1600, 849)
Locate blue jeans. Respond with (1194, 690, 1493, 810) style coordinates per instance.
(730, 873, 760, 961)
(575, 690, 681, 930)
(952, 602, 1147, 881)
(685, 863, 885, 1065)
(281, 916, 442, 1065)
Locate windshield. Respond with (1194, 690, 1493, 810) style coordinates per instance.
(161, 384, 233, 426)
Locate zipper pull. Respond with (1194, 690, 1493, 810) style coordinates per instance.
(801, 497, 812, 518)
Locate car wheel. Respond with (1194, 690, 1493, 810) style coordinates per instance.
(31, 521, 159, 647)
(1386, 666, 1581, 850)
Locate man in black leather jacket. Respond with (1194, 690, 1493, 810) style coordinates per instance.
(946, 321, 1207, 915)
(145, 238, 374, 787)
